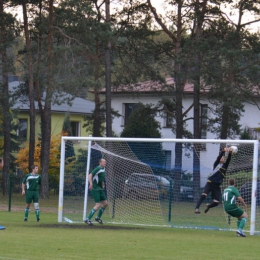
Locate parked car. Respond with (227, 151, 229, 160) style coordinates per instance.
(123, 173, 193, 200)
(163, 176, 193, 200)
(123, 173, 159, 200)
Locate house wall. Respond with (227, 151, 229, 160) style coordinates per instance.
(111, 93, 219, 139)
(110, 92, 260, 186)
(51, 113, 90, 137)
(111, 93, 260, 137)
(240, 102, 260, 130)
(17, 112, 91, 140)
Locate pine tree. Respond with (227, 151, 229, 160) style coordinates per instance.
(0, 0, 19, 194)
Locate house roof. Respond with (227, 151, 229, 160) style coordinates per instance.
(96, 77, 260, 98)
(9, 81, 95, 114)
(96, 77, 209, 95)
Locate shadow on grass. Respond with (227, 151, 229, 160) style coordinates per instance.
(31, 223, 143, 230)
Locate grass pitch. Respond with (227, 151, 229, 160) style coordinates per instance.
(0, 209, 260, 260)
(0, 194, 259, 259)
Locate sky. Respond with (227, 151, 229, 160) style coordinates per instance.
(111, 0, 260, 32)
(11, 0, 260, 32)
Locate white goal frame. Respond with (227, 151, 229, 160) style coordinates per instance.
(58, 137, 259, 235)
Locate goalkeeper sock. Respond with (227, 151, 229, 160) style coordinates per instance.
(237, 219, 241, 228)
(24, 208, 29, 218)
(239, 218, 247, 230)
(35, 209, 40, 219)
(87, 208, 96, 220)
(97, 207, 106, 219)
(195, 194, 207, 209)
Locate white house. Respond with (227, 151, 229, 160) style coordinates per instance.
(99, 78, 260, 185)
(103, 79, 260, 139)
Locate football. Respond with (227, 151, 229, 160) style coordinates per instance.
(230, 146, 238, 154)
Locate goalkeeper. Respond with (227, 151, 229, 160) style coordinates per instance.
(84, 158, 108, 225)
(223, 178, 248, 237)
(194, 147, 233, 214)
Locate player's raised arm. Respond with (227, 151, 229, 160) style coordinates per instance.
(223, 148, 233, 169)
(213, 148, 225, 169)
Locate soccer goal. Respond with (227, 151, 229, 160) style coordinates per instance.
(58, 137, 259, 235)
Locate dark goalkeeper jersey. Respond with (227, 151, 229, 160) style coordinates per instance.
(208, 151, 232, 185)
(22, 173, 41, 191)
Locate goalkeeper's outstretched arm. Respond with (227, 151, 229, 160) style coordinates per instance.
(213, 149, 225, 169)
(223, 149, 232, 169)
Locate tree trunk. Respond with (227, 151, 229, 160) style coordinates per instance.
(35, 0, 43, 109)
(193, 55, 201, 201)
(173, 1, 184, 202)
(105, 0, 112, 137)
(192, 0, 207, 202)
(93, 90, 102, 137)
(22, 1, 35, 170)
(40, 0, 54, 198)
(92, 34, 103, 137)
(0, 0, 11, 195)
(220, 103, 230, 139)
(40, 108, 51, 198)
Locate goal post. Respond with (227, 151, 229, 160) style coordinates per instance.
(251, 141, 259, 235)
(58, 136, 259, 235)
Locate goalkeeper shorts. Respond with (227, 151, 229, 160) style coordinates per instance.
(203, 182, 221, 201)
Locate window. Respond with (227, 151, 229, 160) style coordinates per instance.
(70, 122, 80, 137)
(18, 119, 28, 140)
(164, 150, 172, 171)
(166, 112, 174, 127)
(124, 103, 137, 125)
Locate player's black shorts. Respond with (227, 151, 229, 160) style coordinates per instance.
(203, 182, 221, 201)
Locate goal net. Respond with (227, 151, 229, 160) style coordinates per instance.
(58, 137, 259, 234)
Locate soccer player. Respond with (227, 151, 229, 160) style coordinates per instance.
(22, 165, 41, 222)
(194, 147, 233, 214)
(84, 158, 108, 225)
(223, 178, 248, 237)
(0, 158, 6, 230)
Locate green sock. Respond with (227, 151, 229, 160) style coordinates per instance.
(239, 218, 247, 230)
(237, 219, 241, 229)
(35, 209, 40, 219)
(87, 208, 96, 220)
(97, 207, 105, 219)
(25, 208, 29, 218)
